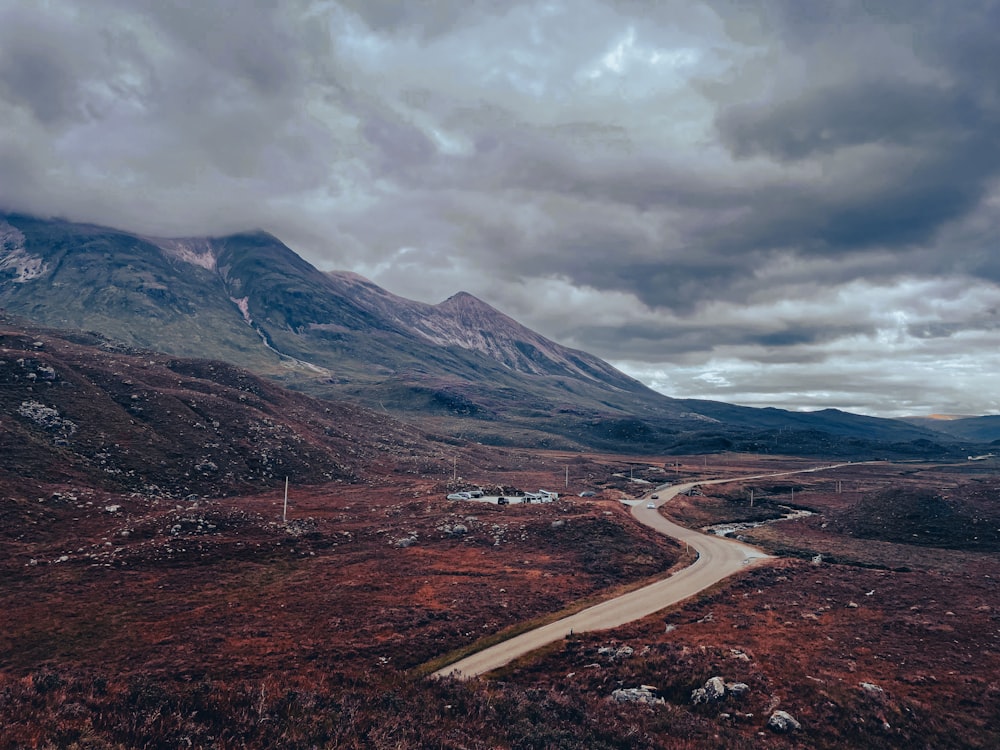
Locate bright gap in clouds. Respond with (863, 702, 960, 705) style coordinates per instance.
(578, 277, 1000, 418)
(615, 324, 1000, 418)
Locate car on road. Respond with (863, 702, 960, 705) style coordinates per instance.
(651, 494, 659, 499)
(646, 502, 656, 509)
(496, 497, 508, 505)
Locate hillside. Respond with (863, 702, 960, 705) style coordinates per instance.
(0, 313, 456, 499)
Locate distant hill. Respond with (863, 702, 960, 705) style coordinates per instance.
(0, 213, 974, 458)
(901, 415, 1000, 444)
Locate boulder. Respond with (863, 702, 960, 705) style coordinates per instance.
(704, 676, 726, 701)
(859, 681, 884, 696)
(767, 710, 801, 733)
(726, 682, 750, 698)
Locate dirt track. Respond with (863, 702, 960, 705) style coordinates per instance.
(432, 464, 852, 679)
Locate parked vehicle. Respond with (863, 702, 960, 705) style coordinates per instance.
(646, 502, 656, 509)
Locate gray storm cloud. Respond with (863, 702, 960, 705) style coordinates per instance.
(2, 0, 999, 416)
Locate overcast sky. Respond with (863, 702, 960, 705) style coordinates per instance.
(2, 1, 1000, 418)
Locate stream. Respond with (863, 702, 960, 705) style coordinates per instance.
(703, 505, 814, 538)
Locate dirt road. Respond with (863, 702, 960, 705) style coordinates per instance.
(432, 464, 849, 680)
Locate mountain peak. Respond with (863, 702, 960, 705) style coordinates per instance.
(441, 291, 480, 305)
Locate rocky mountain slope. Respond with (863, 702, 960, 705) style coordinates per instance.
(0, 213, 971, 457)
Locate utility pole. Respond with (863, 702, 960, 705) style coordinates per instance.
(282, 476, 289, 523)
(749, 488, 754, 507)
(565, 465, 568, 489)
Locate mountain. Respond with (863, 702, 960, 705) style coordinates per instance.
(0, 213, 972, 457)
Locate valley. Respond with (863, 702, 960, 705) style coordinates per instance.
(2, 436, 997, 748)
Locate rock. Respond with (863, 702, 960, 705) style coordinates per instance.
(612, 687, 663, 705)
(847, 601, 859, 608)
(551, 519, 565, 529)
(726, 682, 750, 698)
(859, 681, 884, 696)
(599, 644, 634, 660)
(704, 676, 726, 701)
(691, 688, 708, 705)
(767, 710, 801, 733)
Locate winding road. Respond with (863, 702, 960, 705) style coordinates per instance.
(432, 464, 849, 680)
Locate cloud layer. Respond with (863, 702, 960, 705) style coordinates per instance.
(2, 0, 999, 417)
